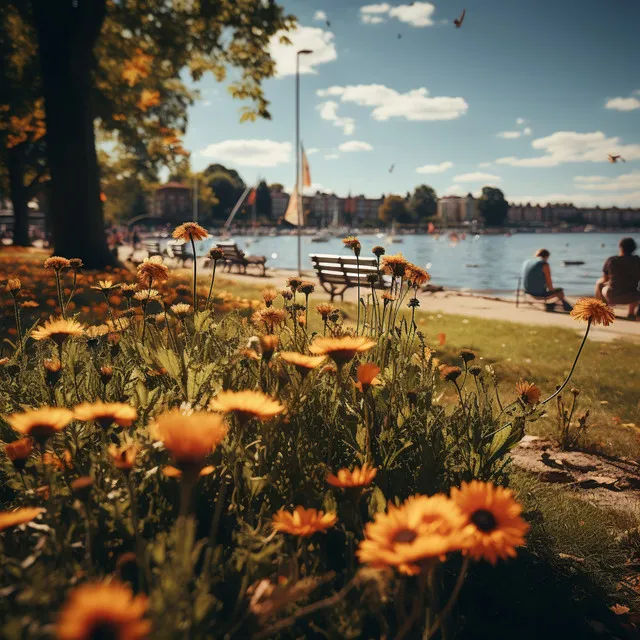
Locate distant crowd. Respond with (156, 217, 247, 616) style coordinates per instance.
(522, 237, 640, 320)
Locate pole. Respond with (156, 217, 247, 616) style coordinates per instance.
(295, 55, 301, 275)
(193, 176, 198, 223)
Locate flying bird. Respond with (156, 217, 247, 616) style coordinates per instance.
(397, 33, 402, 39)
(608, 154, 626, 163)
(454, 8, 466, 28)
(389, 164, 395, 174)
(326, 20, 331, 27)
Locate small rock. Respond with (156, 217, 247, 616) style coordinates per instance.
(558, 458, 599, 473)
(579, 476, 620, 490)
(539, 470, 573, 483)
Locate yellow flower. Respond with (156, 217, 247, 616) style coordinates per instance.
(272, 506, 337, 537)
(357, 494, 471, 575)
(515, 380, 541, 405)
(170, 303, 192, 318)
(133, 289, 161, 303)
(316, 303, 336, 321)
(43, 256, 71, 271)
(382, 254, 409, 277)
(570, 297, 615, 326)
(327, 463, 377, 488)
(4, 437, 33, 471)
(56, 580, 151, 640)
(0, 507, 44, 531)
(262, 288, 278, 306)
(74, 401, 137, 429)
(153, 410, 228, 471)
(6, 407, 74, 442)
(209, 390, 284, 423)
(405, 264, 430, 287)
(108, 444, 139, 471)
(309, 336, 376, 366)
(279, 351, 326, 376)
(172, 222, 209, 242)
(90, 280, 119, 292)
(136, 256, 169, 284)
(355, 362, 381, 393)
(85, 325, 110, 340)
(31, 317, 85, 345)
(252, 308, 287, 331)
(343, 236, 361, 256)
(6, 278, 21, 293)
(451, 481, 529, 565)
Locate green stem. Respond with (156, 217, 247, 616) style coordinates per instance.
(190, 237, 198, 312)
(425, 557, 469, 639)
(206, 261, 217, 309)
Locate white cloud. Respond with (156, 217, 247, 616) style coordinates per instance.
(389, 3, 436, 27)
(573, 171, 640, 191)
(199, 139, 291, 167)
(497, 131, 521, 139)
(338, 140, 373, 152)
(361, 15, 385, 24)
(306, 147, 319, 155)
(269, 26, 337, 77)
(495, 131, 640, 168)
(360, 2, 436, 27)
(453, 172, 501, 183)
(523, 127, 533, 136)
(317, 101, 356, 135)
(478, 161, 493, 168)
(605, 95, 640, 112)
(324, 153, 340, 160)
(509, 192, 640, 207)
(316, 83, 468, 121)
(516, 117, 526, 125)
(443, 184, 464, 196)
(416, 161, 453, 174)
(313, 10, 328, 21)
(202, 100, 212, 107)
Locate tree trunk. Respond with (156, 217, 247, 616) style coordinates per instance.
(31, 0, 115, 269)
(7, 146, 30, 247)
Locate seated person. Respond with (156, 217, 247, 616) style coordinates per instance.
(595, 237, 640, 319)
(521, 249, 573, 312)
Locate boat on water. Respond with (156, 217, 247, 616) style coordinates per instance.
(561, 260, 586, 266)
(584, 225, 597, 233)
(387, 221, 403, 244)
(310, 231, 332, 243)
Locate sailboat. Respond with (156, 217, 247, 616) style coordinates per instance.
(387, 220, 403, 244)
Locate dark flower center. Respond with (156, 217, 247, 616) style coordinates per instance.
(90, 621, 119, 640)
(471, 509, 498, 533)
(393, 528, 417, 544)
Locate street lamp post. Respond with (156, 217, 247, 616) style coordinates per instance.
(296, 49, 312, 276)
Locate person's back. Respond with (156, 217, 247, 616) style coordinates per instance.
(522, 258, 547, 296)
(603, 254, 640, 296)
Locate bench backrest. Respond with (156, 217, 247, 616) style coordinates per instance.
(310, 254, 384, 287)
(216, 242, 245, 260)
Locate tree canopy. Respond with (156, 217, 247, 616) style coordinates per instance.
(378, 195, 413, 225)
(478, 186, 509, 227)
(409, 184, 438, 221)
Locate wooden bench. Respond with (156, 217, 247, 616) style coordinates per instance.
(143, 240, 162, 258)
(165, 241, 192, 267)
(216, 242, 267, 276)
(310, 254, 391, 302)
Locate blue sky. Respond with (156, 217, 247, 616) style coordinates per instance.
(181, 0, 640, 206)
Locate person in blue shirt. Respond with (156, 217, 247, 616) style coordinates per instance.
(521, 249, 573, 312)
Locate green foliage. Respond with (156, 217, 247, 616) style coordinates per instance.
(204, 164, 246, 222)
(255, 180, 272, 220)
(478, 186, 509, 227)
(378, 195, 413, 225)
(409, 184, 438, 221)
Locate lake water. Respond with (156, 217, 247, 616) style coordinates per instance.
(154, 232, 640, 297)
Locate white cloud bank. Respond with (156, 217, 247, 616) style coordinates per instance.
(338, 140, 373, 152)
(200, 139, 291, 167)
(269, 26, 337, 77)
(316, 84, 468, 121)
(416, 161, 453, 174)
(360, 2, 436, 27)
(313, 10, 328, 21)
(497, 131, 521, 139)
(495, 131, 640, 168)
(605, 92, 640, 112)
(317, 101, 356, 135)
(573, 171, 640, 191)
(453, 172, 501, 183)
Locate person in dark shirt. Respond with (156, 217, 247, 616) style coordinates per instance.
(595, 237, 640, 319)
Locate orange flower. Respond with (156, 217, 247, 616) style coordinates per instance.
(515, 380, 541, 405)
(316, 303, 336, 321)
(43, 256, 71, 271)
(357, 495, 471, 575)
(31, 317, 85, 345)
(279, 351, 326, 377)
(343, 236, 361, 256)
(153, 410, 228, 471)
(42, 449, 73, 471)
(252, 308, 287, 331)
(382, 254, 408, 277)
(405, 264, 430, 287)
(309, 336, 376, 366)
(108, 444, 139, 471)
(209, 390, 284, 423)
(570, 297, 615, 326)
(162, 465, 214, 479)
(74, 402, 137, 429)
(137, 256, 169, 284)
(56, 580, 151, 640)
(272, 506, 337, 537)
(439, 364, 462, 383)
(4, 438, 33, 471)
(355, 362, 381, 392)
(259, 335, 279, 361)
(451, 481, 529, 565)
(172, 222, 209, 242)
(327, 463, 377, 488)
(6, 407, 74, 443)
(0, 507, 44, 531)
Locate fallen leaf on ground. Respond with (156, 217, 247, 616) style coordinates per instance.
(610, 604, 630, 615)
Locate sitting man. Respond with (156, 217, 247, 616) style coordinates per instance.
(595, 237, 640, 319)
(521, 248, 573, 312)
